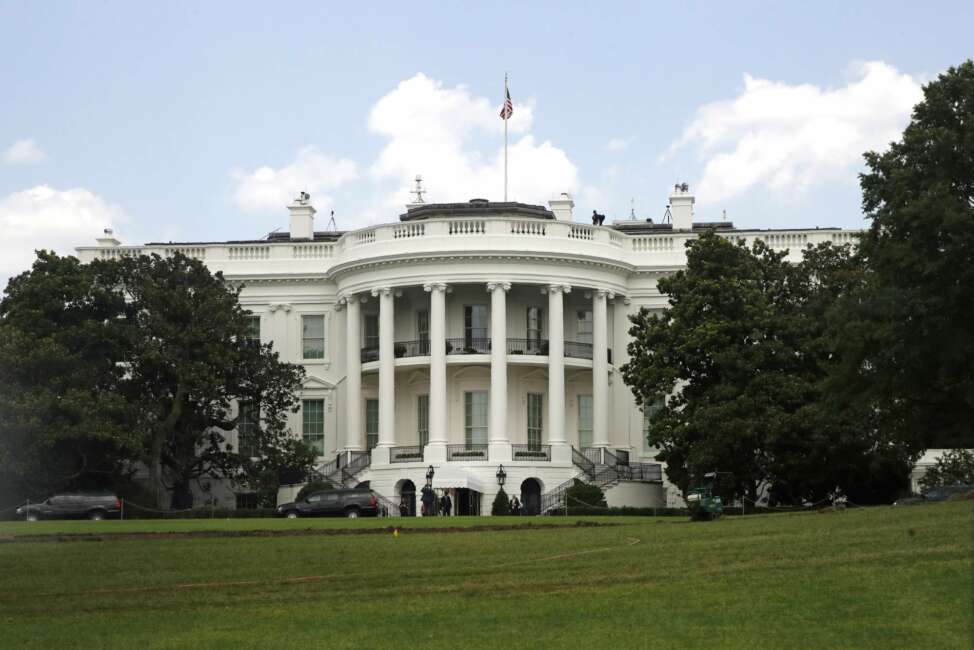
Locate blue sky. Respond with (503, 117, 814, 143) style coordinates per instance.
(1, 1, 972, 285)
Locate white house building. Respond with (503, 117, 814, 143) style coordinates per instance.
(75, 185, 860, 515)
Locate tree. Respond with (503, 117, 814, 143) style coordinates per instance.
(1, 251, 313, 509)
(622, 232, 914, 506)
(98, 253, 310, 508)
(919, 450, 974, 491)
(491, 488, 511, 516)
(0, 252, 140, 499)
(841, 60, 974, 449)
(565, 481, 606, 509)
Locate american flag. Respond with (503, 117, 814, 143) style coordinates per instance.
(499, 86, 513, 120)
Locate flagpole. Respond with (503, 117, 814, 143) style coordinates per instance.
(503, 73, 508, 202)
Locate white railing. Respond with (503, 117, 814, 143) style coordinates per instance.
(228, 245, 270, 260)
(631, 236, 674, 252)
(97, 247, 143, 259)
(510, 220, 546, 236)
(394, 223, 425, 239)
(449, 220, 485, 235)
(568, 225, 595, 240)
(292, 243, 333, 259)
(161, 247, 206, 260)
(355, 230, 376, 245)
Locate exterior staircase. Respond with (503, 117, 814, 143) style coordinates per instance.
(311, 450, 373, 488)
(538, 446, 662, 515)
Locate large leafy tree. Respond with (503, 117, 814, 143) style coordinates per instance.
(99, 253, 309, 508)
(1, 251, 313, 508)
(0, 253, 138, 498)
(839, 60, 974, 449)
(622, 232, 913, 505)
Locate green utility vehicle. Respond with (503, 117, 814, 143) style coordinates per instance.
(686, 484, 723, 521)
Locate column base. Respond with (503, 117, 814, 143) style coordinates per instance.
(423, 443, 447, 464)
(371, 446, 390, 465)
(550, 443, 572, 464)
(489, 442, 512, 463)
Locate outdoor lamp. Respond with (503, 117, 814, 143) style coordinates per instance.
(496, 464, 507, 486)
(425, 465, 435, 487)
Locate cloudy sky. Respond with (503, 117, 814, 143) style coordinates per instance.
(1, 1, 972, 288)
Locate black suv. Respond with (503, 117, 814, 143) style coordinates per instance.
(276, 488, 379, 519)
(17, 492, 121, 521)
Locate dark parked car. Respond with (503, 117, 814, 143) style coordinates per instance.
(276, 488, 379, 519)
(17, 491, 121, 521)
(894, 485, 974, 506)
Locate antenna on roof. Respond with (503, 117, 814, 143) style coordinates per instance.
(411, 175, 426, 204)
(629, 198, 636, 220)
(663, 206, 672, 224)
(326, 210, 337, 232)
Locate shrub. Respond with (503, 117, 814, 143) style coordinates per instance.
(296, 479, 334, 502)
(919, 449, 974, 491)
(565, 481, 607, 509)
(491, 488, 511, 516)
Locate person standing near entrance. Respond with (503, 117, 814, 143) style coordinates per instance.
(421, 486, 435, 516)
(441, 492, 452, 517)
(511, 496, 521, 515)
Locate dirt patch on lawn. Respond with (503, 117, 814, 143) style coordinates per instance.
(0, 520, 610, 544)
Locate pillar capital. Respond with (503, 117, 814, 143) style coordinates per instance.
(595, 289, 615, 300)
(423, 282, 450, 293)
(268, 303, 292, 313)
(542, 284, 571, 295)
(486, 281, 511, 292)
(371, 286, 392, 297)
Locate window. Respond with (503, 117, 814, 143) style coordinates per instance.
(302, 315, 325, 359)
(417, 394, 429, 446)
(464, 305, 488, 348)
(366, 399, 379, 450)
(527, 307, 544, 352)
(417, 310, 429, 354)
(244, 314, 261, 344)
(302, 399, 325, 455)
(464, 391, 488, 445)
(235, 493, 259, 510)
(364, 314, 379, 351)
(238, 402, 259, 457)
(577, 310, 593, 345)
(527, 393, 543, 449)
(578, 395, 593, 448)
(642, 398, 664, 452)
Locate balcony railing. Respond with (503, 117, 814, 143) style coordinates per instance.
(447, 443, 488, 461)
(390, 445, 424, 464)
(507, 338, 548, 355)
(446, 337, 490, 355)
(512, 444, 552, 462)
(363, 339, 609, 363)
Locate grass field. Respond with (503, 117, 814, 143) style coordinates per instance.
(1, 503, 971, 649)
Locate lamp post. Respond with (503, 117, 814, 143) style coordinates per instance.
(425, 465, 435, 488)
(496, 464, 507, 487)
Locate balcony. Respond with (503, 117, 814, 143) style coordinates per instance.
(362, 338, 609, 363)
(447, 443, 488, 461)
(512, 444, 552, 462)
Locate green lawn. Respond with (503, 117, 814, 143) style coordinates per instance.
(0, 503, 970, 649)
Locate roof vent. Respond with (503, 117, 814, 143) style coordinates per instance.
(469, 198, 489, 206)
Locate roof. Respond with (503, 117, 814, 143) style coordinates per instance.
(400, 199, 554, 222)
(145, 231, 346, 246)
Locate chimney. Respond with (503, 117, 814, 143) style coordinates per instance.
(288, 192, 316, 240)
(549, 193, 574, 222)
(668, 183, 694, 230)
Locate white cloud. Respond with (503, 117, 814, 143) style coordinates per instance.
(3, 138, 47, 163)
(606, 137, 631, 152)
(367, 73, 577, 210)
(665, 61, 923, 204)
(231, 146, 358, 213)
(0, 185, 126, 288)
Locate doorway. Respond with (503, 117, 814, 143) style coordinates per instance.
(456, 488, 481, 516)
(398, 479, 416, 516)
(521, 478, 542, 515)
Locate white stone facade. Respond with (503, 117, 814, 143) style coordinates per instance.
(75, 188, 859, 514)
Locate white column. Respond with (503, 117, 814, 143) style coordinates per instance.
(373, 286, 395, 462)
(424, 282, 448, 463)
(344, 295, 363, 452)
(488, 282, 512, 462)
(547, 284, 570, 462)
(592, 289, 611, 448)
